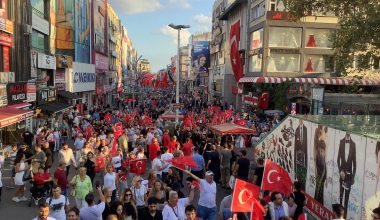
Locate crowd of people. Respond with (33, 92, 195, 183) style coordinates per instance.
(1, 94, 376, 220)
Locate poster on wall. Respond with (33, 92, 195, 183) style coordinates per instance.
(192, 41, 210, 85)
(331, 131, 365, 219)
(74, 0, 90, 63)
(305, 124, 335, 211)
(362, 138, 380, 219)
(31, 50, 38, 78)
(255, 117, 296, 179)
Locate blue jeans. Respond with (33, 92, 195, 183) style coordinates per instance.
(197, 205, 217, 220)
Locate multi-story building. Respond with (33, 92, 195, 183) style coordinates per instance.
(138, 58, 151, 73)
(213, 0, 248, 107)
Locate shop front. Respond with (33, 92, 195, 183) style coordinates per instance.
(94, 53, 109, 107)
(68, 62, 96, 113)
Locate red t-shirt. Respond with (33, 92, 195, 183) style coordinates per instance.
(54, 168, 68, 191)
(34, 173, 50, 185)
(168, 141, 179, 153)
(149, 143, 161, 161)
(162, 133, 171, 147)
(183, 141, 193, 156)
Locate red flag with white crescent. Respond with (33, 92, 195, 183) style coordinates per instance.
(231, 178, 261, 212)
(261, 160, 293, 196)
(230, 20, 243, 81)
(130, 159, 147, 175)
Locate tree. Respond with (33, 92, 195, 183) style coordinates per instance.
(287, 0, 380, 78)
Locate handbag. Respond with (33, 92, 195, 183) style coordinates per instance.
(23, 168, 32, 181)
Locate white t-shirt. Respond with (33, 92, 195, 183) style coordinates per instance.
(131, 185, 147, 207)
(46, 195, 69, 220)
(161, 153, 173, 173)
(146, 132, 154, 145)
(152, 158, 163, 176)
(104, 172, 116, 190)
(198, 179, 217, 208)
(162, 197, 190, 220)
(79, 202, 105, 220)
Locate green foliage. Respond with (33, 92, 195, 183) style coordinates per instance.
(287, 0, 380, 75)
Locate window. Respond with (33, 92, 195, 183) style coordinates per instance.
(269, 27, 302, 48)
(267, 54, 300, 72)
(31, 0, 46, 18)
(250, 1, 266, 20)
(250, 28, 264, 49)
(32, 30, 47, 53)
(305, 29, 333, 48)
(303, 55, 334, 73)
(269, 0, 286, 12)
(249, 55, 262, 72)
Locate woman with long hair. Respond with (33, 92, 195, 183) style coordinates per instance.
(104, 162, 118, 203)
(110, 201, 126, 220)
(164, 166, 180, 189)
(120, 188, 137, 220)
(148, 180, 167, 210)
(84, 152, 96, 183)
(13, 154, 28, 202)
(130, 175, 148, 218)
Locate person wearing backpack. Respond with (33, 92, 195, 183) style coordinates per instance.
(46, 185, 69, 220)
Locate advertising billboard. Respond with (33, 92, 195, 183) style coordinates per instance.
(50, 0, 74, 57)
(192, 41, 210, 85)
(74, 0, 91, 63)
(69, 62, 96, 93)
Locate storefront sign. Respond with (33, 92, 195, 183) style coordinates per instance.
(70, 62, 96, 93)
(0, 9, 5, 30)
(37, 88, 56, 105)
(3, 46, 9, 71)
(95, 53, 109, 70)
(0, 84, 7, 107)
(0, 33, 12, 47)
(26, 84, 36, 102)
(304, 191, 334, 220)
(266, 11, 296, 21)
(31, 50, 38, 78)
(243, 93, 258, 106)
(4, 19, 13, 34)
(55, 69, 66, 84)
(56, 54, 73, 68)
(32, 12, 49, 35)
(37, 52, 56, 69)
(7, 82, 28, 104)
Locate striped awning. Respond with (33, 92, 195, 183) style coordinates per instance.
(239, 77, 380, 86)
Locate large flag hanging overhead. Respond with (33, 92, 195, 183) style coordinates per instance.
(231, 178, 261, 212)
(230, 20, 243, 82)
(261, 160, 293, 196)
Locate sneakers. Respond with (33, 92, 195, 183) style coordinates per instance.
(20, 196, 28, 201)
(12, 197, 20, 202)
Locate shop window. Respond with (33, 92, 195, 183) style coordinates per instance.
(32, 30, 47, 53)
(267, 54, 300, 72)
(251, 28, 264, 49)
(269, 27, 302, 48)
(249, 54, 262, 72)
(305, 29, 333, 48)
(303, 55, 334, 73)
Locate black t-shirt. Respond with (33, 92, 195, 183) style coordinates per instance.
(141, 209, 163, 220)
(23, 131, 34, 145)
(84, 159, 95, 177)
(253, 167, 264, 186)
(237, 157, 250, 179)
(44, 148, 53, 167)
(208, 151, 220, 170)
(292, 191, 306, 218)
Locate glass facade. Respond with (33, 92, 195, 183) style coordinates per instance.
(268, 27, 302, 48)
(32, 30, 47, 53)
(74, 0, 91, 63)
(305, 29, 333, 48)
(267, 54, 300, 72)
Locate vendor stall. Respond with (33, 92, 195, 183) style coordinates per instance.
(209, 123, 257, 135)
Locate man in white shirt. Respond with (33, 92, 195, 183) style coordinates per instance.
(79, 186, 105, 220)
(58, 143, 77, 177)
(32, 202, 56, 220)
(46, 185, 69, 220)
(186, 170, 217, 220)
(152, 151, 167, 180)
(162, 186, 195, 220)
(146, 128, 155, 145)
(160, 146, 173, 180)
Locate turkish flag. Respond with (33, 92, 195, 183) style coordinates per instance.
(230, 20, 243, 81)
(231, 178, 261, 212)
(258, 91, 269, 110)
(130, 159, 147, 175)
(84, 125, 95, 138)
(235, 119, 247, 127)
(261, 160, 293, 196)
(250, 200, 265, 220)
(167, 155, 198, 171)
(191, 180, 201, 190)
(298, 213, 308, 220)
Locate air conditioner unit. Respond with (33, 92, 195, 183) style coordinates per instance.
(24, 24, 32, 34)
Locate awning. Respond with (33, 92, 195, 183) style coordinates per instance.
(7, 103, 32, 109)
(0, 107, 34, 128)
(39, 102, 72, 114)
(209, 123, 257, 135)
(239, 76, 380, 86)
(57, 91, 81, 100)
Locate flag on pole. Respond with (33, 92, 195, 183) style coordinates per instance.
(261, 160, 293, 196)
(130, 159, 147, 175)
(231, 178, 261, 212)
(250, 199, 265, 220)
(166, 156, 198, 171)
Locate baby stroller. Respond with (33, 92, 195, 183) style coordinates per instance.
(28, 180, 52, 207)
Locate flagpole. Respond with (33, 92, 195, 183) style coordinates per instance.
(251, 201, 255, 220)
(260, 159, 268, 189)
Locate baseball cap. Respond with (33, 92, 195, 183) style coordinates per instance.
(205, 171, 214, 176)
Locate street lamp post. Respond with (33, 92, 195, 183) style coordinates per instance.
(168, 23, 190, 125)
(131, 55, 142, 109)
